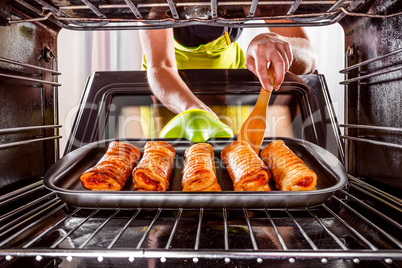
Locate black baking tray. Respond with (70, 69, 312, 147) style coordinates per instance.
(44, 137, 347, 208)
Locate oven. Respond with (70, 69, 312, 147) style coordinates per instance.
(0, 0, 401, 267)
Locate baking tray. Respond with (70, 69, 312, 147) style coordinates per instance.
(44, 137, 347, 208)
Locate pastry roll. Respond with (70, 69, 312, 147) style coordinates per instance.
(221, 141, 271, 191)
(260, 139, 317, 191)
(132, 141, 175, 191)
(182, 143, 222, 191)
(80, 141, 141, 191)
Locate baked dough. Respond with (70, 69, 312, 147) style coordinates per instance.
(182, 143, 222, 191)
(260, 139, 317, 191)
(80, 141, 141, 191)
(132, 141, 175, 191)
(221, 141, 271, 191)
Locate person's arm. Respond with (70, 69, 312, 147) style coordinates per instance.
(245, 25, 316, 91)
(139, 28, 215, 115)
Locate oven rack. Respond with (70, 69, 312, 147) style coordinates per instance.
(0, 177, 401, 266)
(7, 0, 402, 30)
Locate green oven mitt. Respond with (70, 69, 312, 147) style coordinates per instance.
(159, 109, 234, 143)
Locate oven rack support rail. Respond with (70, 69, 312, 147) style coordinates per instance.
(0, 56, 62, 160)
(6, 0, 402, 30)
(0, 177, 401, 265)
(340, 48, 402, 174)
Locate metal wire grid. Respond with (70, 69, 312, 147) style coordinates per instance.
(0, 178, 400, 265)
(0, 56, 61, 159)
(340, 48, 402, 171)
(7, 0, 402, 30)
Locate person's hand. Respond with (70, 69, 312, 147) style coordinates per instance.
(245, 32, 293, 91)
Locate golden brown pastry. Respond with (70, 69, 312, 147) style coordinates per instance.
(182, 143, 222, 191)
(260, 139, 317, 191)
(221, 141, 271, 191)
(132, 141, 175, 191)
(80, 141, 141, 191)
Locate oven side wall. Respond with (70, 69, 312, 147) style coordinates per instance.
(339, 2, 402, 191)
(0, 3, 60, 192)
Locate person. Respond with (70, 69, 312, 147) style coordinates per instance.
(139, 23, 316, 118)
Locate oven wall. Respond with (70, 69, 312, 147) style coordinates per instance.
(339, 2, 402, 190)
(0, 5, 59, 191)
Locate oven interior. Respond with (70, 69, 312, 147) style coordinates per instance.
(0, 0, 401, 267)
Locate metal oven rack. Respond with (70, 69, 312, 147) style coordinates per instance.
(0, 177, 400, 266)
(7, 0, 402, 30)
